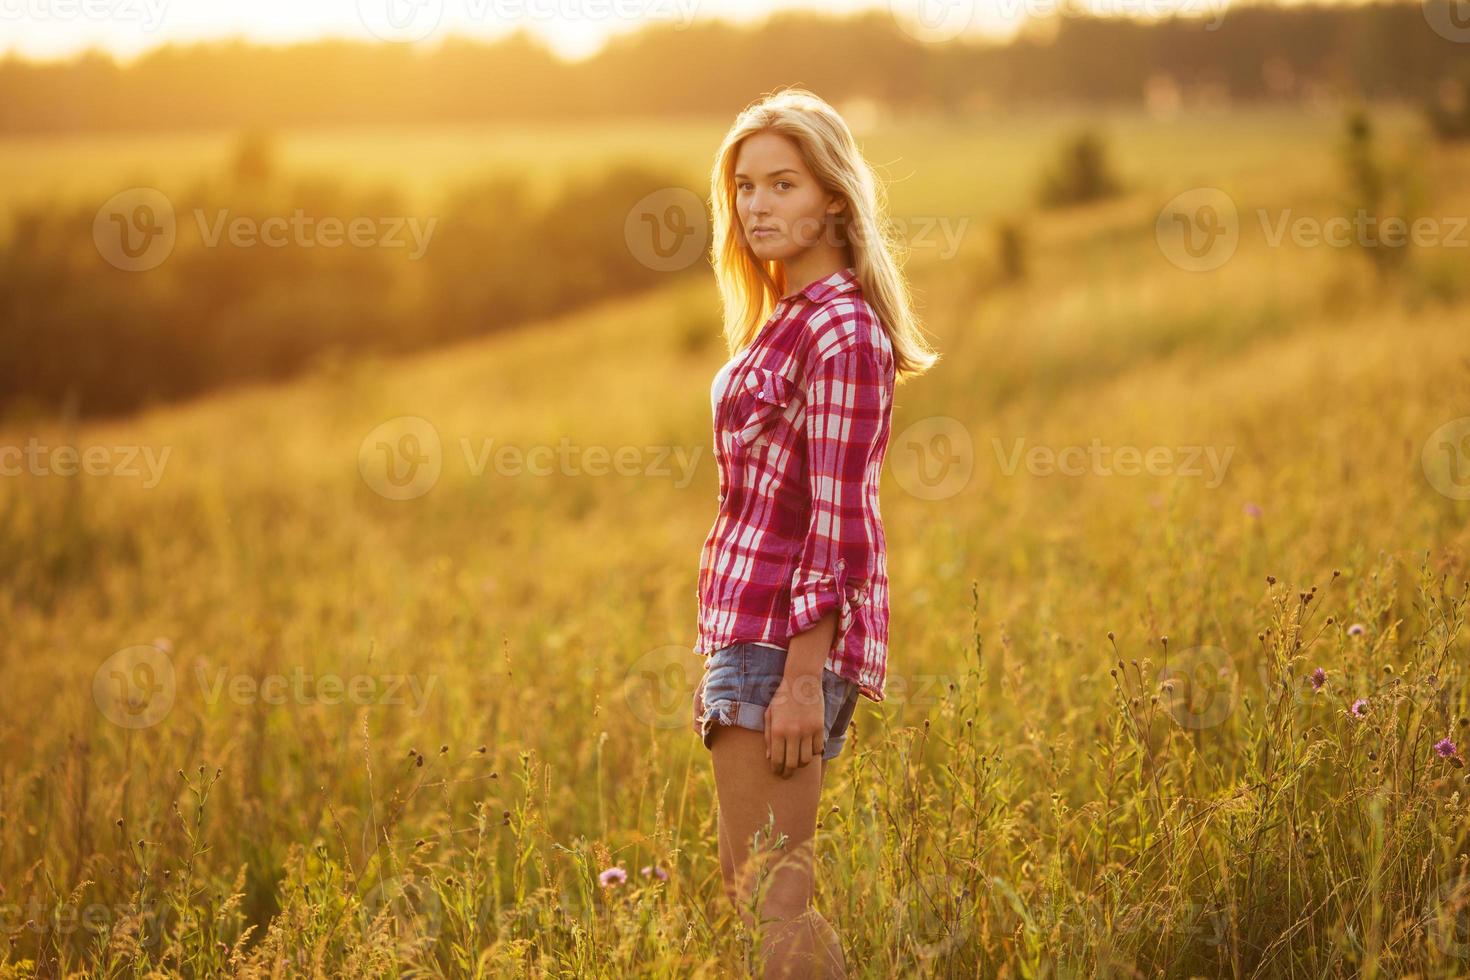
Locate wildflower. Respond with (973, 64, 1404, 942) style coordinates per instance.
(598, 866, 627, 888)
(1243, 502, 1263, 519)
(1347, 623, 1366, 636)
(1436, 737, 1459, 759)
(1310, 667, 1326, 691)
(1350, 698, 1369, 718)
(640, 864, 669, 881)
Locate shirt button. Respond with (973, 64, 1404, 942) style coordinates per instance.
(717, 492, 725, 503)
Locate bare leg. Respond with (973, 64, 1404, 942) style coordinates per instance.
(711, 726, 847, 979)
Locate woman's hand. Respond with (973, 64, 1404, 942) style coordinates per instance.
(764, 670, 825, 777)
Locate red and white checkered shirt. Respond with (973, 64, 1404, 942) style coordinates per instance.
(694, 266, 895, 702)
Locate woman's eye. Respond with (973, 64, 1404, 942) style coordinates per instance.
(776, 181, 792, 190)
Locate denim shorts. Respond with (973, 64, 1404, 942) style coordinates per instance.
(692, 641, 860, 762)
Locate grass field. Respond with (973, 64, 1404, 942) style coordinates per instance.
(0, 103, 1432, 221)
(2, 106, 1470, 976)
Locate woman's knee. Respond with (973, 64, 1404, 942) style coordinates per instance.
(759, 874, 814, 922)
(720, 852, 812, 925)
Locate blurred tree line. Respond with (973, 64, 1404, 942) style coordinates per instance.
(0, 137, 693, 419)
(0, 4, 1466, 133)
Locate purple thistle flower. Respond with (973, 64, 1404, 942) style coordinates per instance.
(1347, 623, 1366, 637)
(1243, 502, 1263, 519)
(1310, 667, 1326, 691)
(598, 866, 627, 888)
(640, 864, 669, 881)
(1350, 698, 1369, 718)
(1436, 737, 1458, 759)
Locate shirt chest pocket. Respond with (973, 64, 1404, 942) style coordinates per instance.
(731, 366, 799, 453)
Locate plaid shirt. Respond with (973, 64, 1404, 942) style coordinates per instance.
(694, 266, 895, 702)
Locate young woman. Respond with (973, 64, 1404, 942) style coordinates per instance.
(691, 88, 939, 978)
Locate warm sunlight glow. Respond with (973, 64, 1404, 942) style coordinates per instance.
(0, 0, 1240, 63)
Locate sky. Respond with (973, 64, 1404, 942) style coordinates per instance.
(0, 0, 1240, 63)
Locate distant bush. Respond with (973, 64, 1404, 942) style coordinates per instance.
(231, 127, 278, 187)
(1037, 130, 1124, 209)
(994, 220, 1028, 283)
(1338, 107, 1426, 279)
(1426, 72, 1470, 142)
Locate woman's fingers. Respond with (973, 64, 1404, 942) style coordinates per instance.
(769, 729, 823, 777)
(782, 738, 801, 778)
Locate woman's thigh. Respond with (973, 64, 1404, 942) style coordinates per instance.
(711, 725, 823, 915)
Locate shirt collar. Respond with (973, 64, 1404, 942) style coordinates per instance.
(776, 266, 860, 312)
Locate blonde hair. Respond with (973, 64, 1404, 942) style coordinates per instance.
(708, 86, 940, 383)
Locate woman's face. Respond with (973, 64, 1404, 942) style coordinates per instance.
(733, 131, 844, 262)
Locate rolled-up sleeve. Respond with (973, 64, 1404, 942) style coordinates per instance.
(786, 342, 888, 649)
